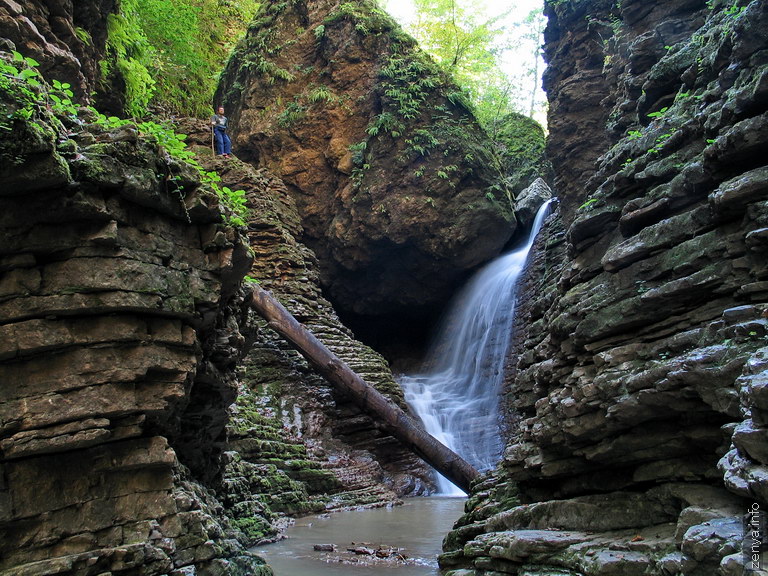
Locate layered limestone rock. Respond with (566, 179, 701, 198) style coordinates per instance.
(172, 120, 434, 543)
(442, 0, 768, 574)
(0, 0, 120, 109)
(216, 0, 516, 335)
(0, 83, 269, 574)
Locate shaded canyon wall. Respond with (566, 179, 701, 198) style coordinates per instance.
(442, 0, 768, 574)
(0, 97, 270, 573)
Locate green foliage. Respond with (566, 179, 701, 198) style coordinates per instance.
(97, 114, 250, 226)
(199, 169, 250, 226)
(386, 0, 546, 124)
(706, 0, 746, 17)
(105, 0, 261, 116)
(104, 9, 155, 117)
(275, 84, 342, 130)
(74, 26, 92, 46)
(348, 141, 368, 165)
(49, 79, 78, 117)
(277, 99, 306, 128)
(375, 46, 450, 151)
(324, 1, 392, 34)
(307, 85, 334, 103)
(1, 51, 249, 232)
(723, 3, 746, 16)
(490, 112, 548, 196)
(404, 128, 440, 156)
(245, 56, 295, 83)
(231, 515, 274, 542)
(349, 141, 369, 185)
(0, 52, 41, 112)
(647, 106, 669, 119)
(649, 131, 673, 154)
(0, 52, 47, 163)
(410, 0, 503, 73)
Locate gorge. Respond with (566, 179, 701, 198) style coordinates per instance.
(1, 0, 767, 575)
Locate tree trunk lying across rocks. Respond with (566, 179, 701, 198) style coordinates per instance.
(246, 284, 480, 494)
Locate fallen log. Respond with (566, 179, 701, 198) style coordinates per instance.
(246, 284, 480, 494)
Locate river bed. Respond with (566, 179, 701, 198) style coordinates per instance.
(255, 497, 466, 576)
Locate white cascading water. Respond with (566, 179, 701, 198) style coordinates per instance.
(400, 199, 554, 495)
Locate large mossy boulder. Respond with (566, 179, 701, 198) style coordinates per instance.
(216, 0, 517, 328)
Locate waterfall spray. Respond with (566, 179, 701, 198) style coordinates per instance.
(401, 199, 554, 495)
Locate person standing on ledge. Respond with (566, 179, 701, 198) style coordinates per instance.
(210, 106, 232, 158)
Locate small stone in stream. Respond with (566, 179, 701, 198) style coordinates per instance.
(313, 544, 336, 551)
(348, 546, 375, 555)
(375, 545, 403, 559)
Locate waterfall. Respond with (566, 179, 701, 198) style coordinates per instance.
(400, 199, 554, 495)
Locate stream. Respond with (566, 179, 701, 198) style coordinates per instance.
(255, 497, 466, 575)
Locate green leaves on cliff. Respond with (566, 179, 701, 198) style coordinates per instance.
(104, 8, 155, 117)
(490, 112, 549, 195)
(134, 120, 249, 226)
(0, 52, 41, 128)
(1, 51, 249, 228)
(105, 0, 261, 116)
(324, 1, 393, 35)
(380, 53, 444, 122)
(0, 52, 80, 161)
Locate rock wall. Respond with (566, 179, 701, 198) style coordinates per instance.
(216, 0, 517, 343)
(442, 0, 768, 574)
(0, 0, 121, 109)
(0, 84, 269, 574)
(0, 1, 442, 564)
(170, 121, 434, 543)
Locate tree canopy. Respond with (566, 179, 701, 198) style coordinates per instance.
(383, 0, 546, 129)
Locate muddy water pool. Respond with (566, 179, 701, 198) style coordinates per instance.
(255, 497, 466, 576)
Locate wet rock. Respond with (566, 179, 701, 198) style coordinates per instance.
(348, 546, 376, 555)
(681, 517, 742, 570)
(515, 178, 554, 230)
(463, 529, 589, 561)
